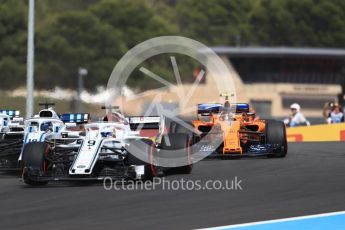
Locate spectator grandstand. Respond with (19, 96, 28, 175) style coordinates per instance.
(210, 47, 345, 121)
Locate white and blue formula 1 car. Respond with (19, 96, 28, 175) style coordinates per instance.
(0, 104, 89, 171)
(21, 108, 88, 145)
(18, 106, 90, 165)
(21, 108, 193, 186)
(0, 110, 25, 170)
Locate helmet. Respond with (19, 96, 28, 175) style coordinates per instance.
(40, 121, 52, 131)
(101, 131, 113, 138)
(290, 103, 300, 111)
(100, 127, 114, 138)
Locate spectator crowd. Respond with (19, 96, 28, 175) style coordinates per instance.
(284, 102, 344, 127)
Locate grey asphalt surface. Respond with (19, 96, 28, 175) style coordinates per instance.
(1, 142, 345, 230)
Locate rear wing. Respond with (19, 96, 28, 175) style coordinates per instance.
(128, 116, 161, 130)
(197, 103, 223, 116)
(0, 110, 20, 119)
(60, 113, 90, 124)
(197, 103, 250, 115)
(231, 103, 249, 113)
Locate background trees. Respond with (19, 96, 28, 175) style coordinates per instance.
(0, 0, 344, 91)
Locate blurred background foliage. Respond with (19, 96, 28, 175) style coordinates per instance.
(1, 0, 345, 91)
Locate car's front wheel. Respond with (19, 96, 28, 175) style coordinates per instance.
(265, 120, 288, 158)
(126, 139, 157, 180)
(21, 142, 50, 186)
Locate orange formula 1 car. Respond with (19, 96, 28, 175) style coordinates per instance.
(171, 94, 287, 158)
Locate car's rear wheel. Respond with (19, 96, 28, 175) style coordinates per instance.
(265, 120, 287, 158)
(160, 133, 193, 174)
(21, 142, 50, 186)
(169, 121, 198, 144)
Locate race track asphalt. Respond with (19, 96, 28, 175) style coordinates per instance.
(0, 142, 345, 230)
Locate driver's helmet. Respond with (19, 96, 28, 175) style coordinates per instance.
(40, 121, 53, 131)
(100, 127, 114, 138)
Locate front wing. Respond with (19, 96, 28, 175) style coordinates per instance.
(191, 141, 283, 159)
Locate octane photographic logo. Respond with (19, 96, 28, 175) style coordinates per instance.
(103, 177, 243, 191)
(106, 36, 237, 167)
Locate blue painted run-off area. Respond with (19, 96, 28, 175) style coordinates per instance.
(218, 213, 345, 230)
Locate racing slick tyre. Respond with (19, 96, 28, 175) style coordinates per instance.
(265, 120, 287, 158)
(126, 139, 156, 180)
(169, 121, 198, 144)
(160, 133, 193, 174)
(21, 142, 50, 186)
